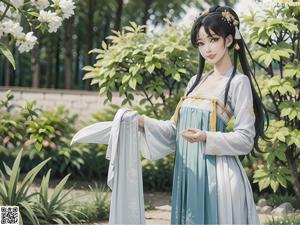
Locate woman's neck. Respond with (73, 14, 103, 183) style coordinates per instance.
(213, 51, 233, 76)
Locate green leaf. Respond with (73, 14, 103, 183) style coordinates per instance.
(147, 64, 155, 74)
(35, 142, 42, 151)
(50, 174, 71, 203)
(99, 87, 106, 95)
(0, 43, 16, 70)
(275, 50, 290, 58)
(280, 107, 291, 117)
(107, 91, 112, 101)
(258, 177, 270, 191)
(178, 68, 187, 74)
(275, 149, 286, 161)
(288, 110, 297, 120)
(270, 179, 279, 192)
(101, 41, 107, 50)
(173, 73, 180, 81)
(264, 55, 273, 67)
(82, 66, 94, 71)
(122, 74, 131, 84)
(129, 78, 137, 89)
(276, 174, 287, 188)
(27, 11, 39, 17)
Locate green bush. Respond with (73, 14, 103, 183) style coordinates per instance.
(242, 5, 300, 199)
(71, 183, 110, 223)
(83, 20, 200, 119)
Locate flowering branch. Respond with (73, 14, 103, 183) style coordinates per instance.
(0, 0, 76, 69)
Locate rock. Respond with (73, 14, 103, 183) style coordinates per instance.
(271, 202, 294, 215)
(260, 206, 273, 214)
(256, 206, 261, 213)
(257, 198, 267, 207)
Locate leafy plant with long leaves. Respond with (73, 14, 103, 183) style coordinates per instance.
(0, 148, 50, 225)
(34, 169, 84, 224)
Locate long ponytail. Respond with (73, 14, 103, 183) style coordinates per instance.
(188, 5, 271, 158)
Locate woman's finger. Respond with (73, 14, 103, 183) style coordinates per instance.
(187, 128, 197, 132)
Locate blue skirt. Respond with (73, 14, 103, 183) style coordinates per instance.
(171, 106, 227, 224)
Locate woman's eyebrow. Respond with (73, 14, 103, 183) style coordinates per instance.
(197, 35, 218, 41)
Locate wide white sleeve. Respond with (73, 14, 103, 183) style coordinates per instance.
(140, 115, 176, 160)
(204, 75, 256, 156)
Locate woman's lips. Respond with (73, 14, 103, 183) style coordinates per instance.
(207, 54, 216, 59)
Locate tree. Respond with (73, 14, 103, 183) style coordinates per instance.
(0, 0, 75, 87)
(242, 5, 300, 200)
(83, 20, 199, 119)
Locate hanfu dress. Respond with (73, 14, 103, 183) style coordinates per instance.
(169, 66, 260, 224)
(70, 65, 260, 225)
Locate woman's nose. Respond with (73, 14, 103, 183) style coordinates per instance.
(203, 43, 212, 53)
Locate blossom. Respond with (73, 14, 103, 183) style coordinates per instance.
(15, 32, 38, 53)
(30, 0, 49, 9)
(53, 0, 75, 19)
(10, 0, 24, 7)
(1, 20, 23, 36)
(38, 10, 62, 32)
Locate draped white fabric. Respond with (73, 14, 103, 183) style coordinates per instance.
(70, 108, 175, 224)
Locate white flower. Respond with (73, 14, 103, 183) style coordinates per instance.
(30, 0, 49, 9)
(15, 32, 37, 53)
(38, 10, 62, 32)
(2, 20, 23, 36)
(10, 0, 24, 7)
(53, 0, 75, 19)
(0, 3, 20, 20)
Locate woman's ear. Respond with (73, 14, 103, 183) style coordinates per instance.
(225, 34, 233, 47)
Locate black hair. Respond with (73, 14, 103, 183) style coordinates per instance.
(188, 5, 271, 158)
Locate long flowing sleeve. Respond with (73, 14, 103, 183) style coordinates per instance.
(204, 75, 256, 156)
(140, 116, 176, 160)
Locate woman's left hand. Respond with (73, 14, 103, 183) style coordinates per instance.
(180, 128, 207, 143)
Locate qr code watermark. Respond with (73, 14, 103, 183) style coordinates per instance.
(0, 206, 19, 225)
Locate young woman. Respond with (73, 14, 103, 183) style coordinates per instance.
(139, 5, 270, 225)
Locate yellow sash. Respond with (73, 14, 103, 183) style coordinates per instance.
(172, 95, 233, 131)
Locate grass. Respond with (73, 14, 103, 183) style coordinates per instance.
(264, 214, 300, 225)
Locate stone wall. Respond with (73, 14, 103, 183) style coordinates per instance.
(0, 87, 146, 125)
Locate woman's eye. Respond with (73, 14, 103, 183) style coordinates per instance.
(211, 38, 219, 42)
(197, 42, 204, 46)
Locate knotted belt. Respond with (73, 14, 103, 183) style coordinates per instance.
(172, 95, 233, 131)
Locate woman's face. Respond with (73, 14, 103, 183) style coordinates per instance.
(196, 26, 232, 64)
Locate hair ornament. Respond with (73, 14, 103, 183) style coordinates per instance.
(234, 26, 241, 40)
(221, 10, 239, 27)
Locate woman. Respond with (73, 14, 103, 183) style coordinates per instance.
(139, 5, 270, 225)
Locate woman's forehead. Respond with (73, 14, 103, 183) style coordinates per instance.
(197, 26, 217, 39)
